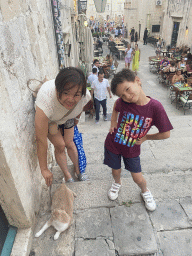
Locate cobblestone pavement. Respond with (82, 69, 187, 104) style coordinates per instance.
(30, 40, 192, 256)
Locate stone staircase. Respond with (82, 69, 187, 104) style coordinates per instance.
(30, 114, 192, 256)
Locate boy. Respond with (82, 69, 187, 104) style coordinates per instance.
(104, 69, 173, 211)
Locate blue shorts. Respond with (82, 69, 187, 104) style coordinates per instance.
(104, 147, 141, 173)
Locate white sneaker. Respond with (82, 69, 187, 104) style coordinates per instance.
(141, 189, 156, 211)
(108, 183, 121, 200)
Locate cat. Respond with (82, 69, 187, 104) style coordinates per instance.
(35, 183, 76, 240)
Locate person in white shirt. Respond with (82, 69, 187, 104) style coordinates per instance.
(91, 70, 112, 123)
(35, 67, 91, 186)
(115, 28, 119, 38)
(87, 68, 98, 85)
(92, 59, 100, 73)
(125, 44, 133, 69)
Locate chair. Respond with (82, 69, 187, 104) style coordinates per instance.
(166, 73, 175, 89)
(169, 85, 177, 104)
(179, 92, 192, 114)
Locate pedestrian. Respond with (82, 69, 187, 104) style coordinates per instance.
(92, 59, 100, 73)
(134, 31, 138, 45)
(130, 27, 135, 47)
(132, 44, 140, 75)
(87, 67, 98, 85)
(143, 28, 148, 45)
(125, 43, 133, 69)
(35, 67, 92, 186)
(124, 26, 128, 38)
(104, 68, 173, 211)
(115, 27, 119, 38)
(91, 70, 112, 124)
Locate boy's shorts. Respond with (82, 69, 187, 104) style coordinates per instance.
(104, 147, 141, 173)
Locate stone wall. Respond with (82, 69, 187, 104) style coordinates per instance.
(0, 0, 59, 228)
(162, 0, 192, 48)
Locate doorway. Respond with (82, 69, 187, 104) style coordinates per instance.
(171, 22, 180, 47)
(0, 205, 9, 253)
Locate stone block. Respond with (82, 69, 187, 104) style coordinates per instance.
(158, 230, 192, 256)
(110, 204, 157, 255)
(75, 208, 113, 239)
(75, 238, 116, 256)
(180, 196, 192, 221)
(149, 200, 191, 231)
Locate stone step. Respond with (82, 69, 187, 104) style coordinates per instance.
(49, 171, 192, 211)
(31, 172, 192, 256)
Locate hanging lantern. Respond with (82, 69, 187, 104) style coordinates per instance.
(93, 0, 107, 13)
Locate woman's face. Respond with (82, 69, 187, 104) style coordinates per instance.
(57, 85, 82, 110)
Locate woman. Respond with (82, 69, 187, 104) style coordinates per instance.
(124, 44, 133, 69)
(178, 57, 186, 70)
(35, 67, 91, 186)
(132, 44, 140, 75)
(172, 69, 184, 84)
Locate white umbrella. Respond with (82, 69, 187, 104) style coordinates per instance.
(93, 0, 107, 13)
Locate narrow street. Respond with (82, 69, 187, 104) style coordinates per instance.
(30, 41, 192, 256)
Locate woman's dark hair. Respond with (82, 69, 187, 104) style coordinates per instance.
(55, 67, 86, 99)
(111, 69, 136, 95)
(170, 61, 175, 67)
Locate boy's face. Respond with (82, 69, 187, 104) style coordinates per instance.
(116, 78, 142, 104)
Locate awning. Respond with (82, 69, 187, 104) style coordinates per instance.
(93, 0, 107, 13)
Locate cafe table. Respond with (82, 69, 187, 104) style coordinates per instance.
(172, 83, 192, 108)
(116, 46, 126, 60)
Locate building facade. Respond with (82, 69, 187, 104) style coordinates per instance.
(0, 0, 93, 254)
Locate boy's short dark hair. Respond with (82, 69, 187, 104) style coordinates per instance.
(55, 67, 86, 99)
(111, 69, 136, 95)
(98, 70, 104, 76)
(92, 67, 97, 73)
(93, 59, 99, 64)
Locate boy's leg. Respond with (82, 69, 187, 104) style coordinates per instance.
(131, 172, 147, 193)
(104, 148, 122, 200)
(112, 168, 121, 184)
(131, 172, 156, 211)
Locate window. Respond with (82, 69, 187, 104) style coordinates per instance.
(152, 25, 160, 33)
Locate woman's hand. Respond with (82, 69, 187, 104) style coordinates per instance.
(42, 169, 53, 187)
(74, 118, 79, 126)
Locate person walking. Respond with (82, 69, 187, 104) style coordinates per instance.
(87, 68, 98, 85)
(143, 28, 148, 45)
(91, 70, 112, 124)
(125, 44, 133, 69)
(132, 44, 140, 75)
(134, 31, 138, 45)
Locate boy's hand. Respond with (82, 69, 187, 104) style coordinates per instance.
(135, 136, 147, 145)
(109, 122, 117, 134)
(41, 169, 53, 187)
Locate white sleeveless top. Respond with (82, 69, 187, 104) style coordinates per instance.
(35, 79, 91, 125)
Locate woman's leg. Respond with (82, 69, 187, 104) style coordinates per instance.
(131, 172, 147, 193)
(63, 126, 80, 176)
(48, 130, 72, 182)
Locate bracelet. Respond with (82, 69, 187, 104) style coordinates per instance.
(75, 117, 80, 121)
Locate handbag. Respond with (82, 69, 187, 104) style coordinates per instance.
(73, 126, 87, 174)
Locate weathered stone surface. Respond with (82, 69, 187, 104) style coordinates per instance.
(110, 204, 157, 255)
(75, 208, 113, 239)
(75, 238, 116, 256)
(180, 196, 192, 221)
(31, 214, 75, 256)
(149, 200, 191, 231)
(157, 230, 192, 256)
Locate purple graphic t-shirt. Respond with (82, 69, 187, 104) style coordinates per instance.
(105, 97, 173, 158)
